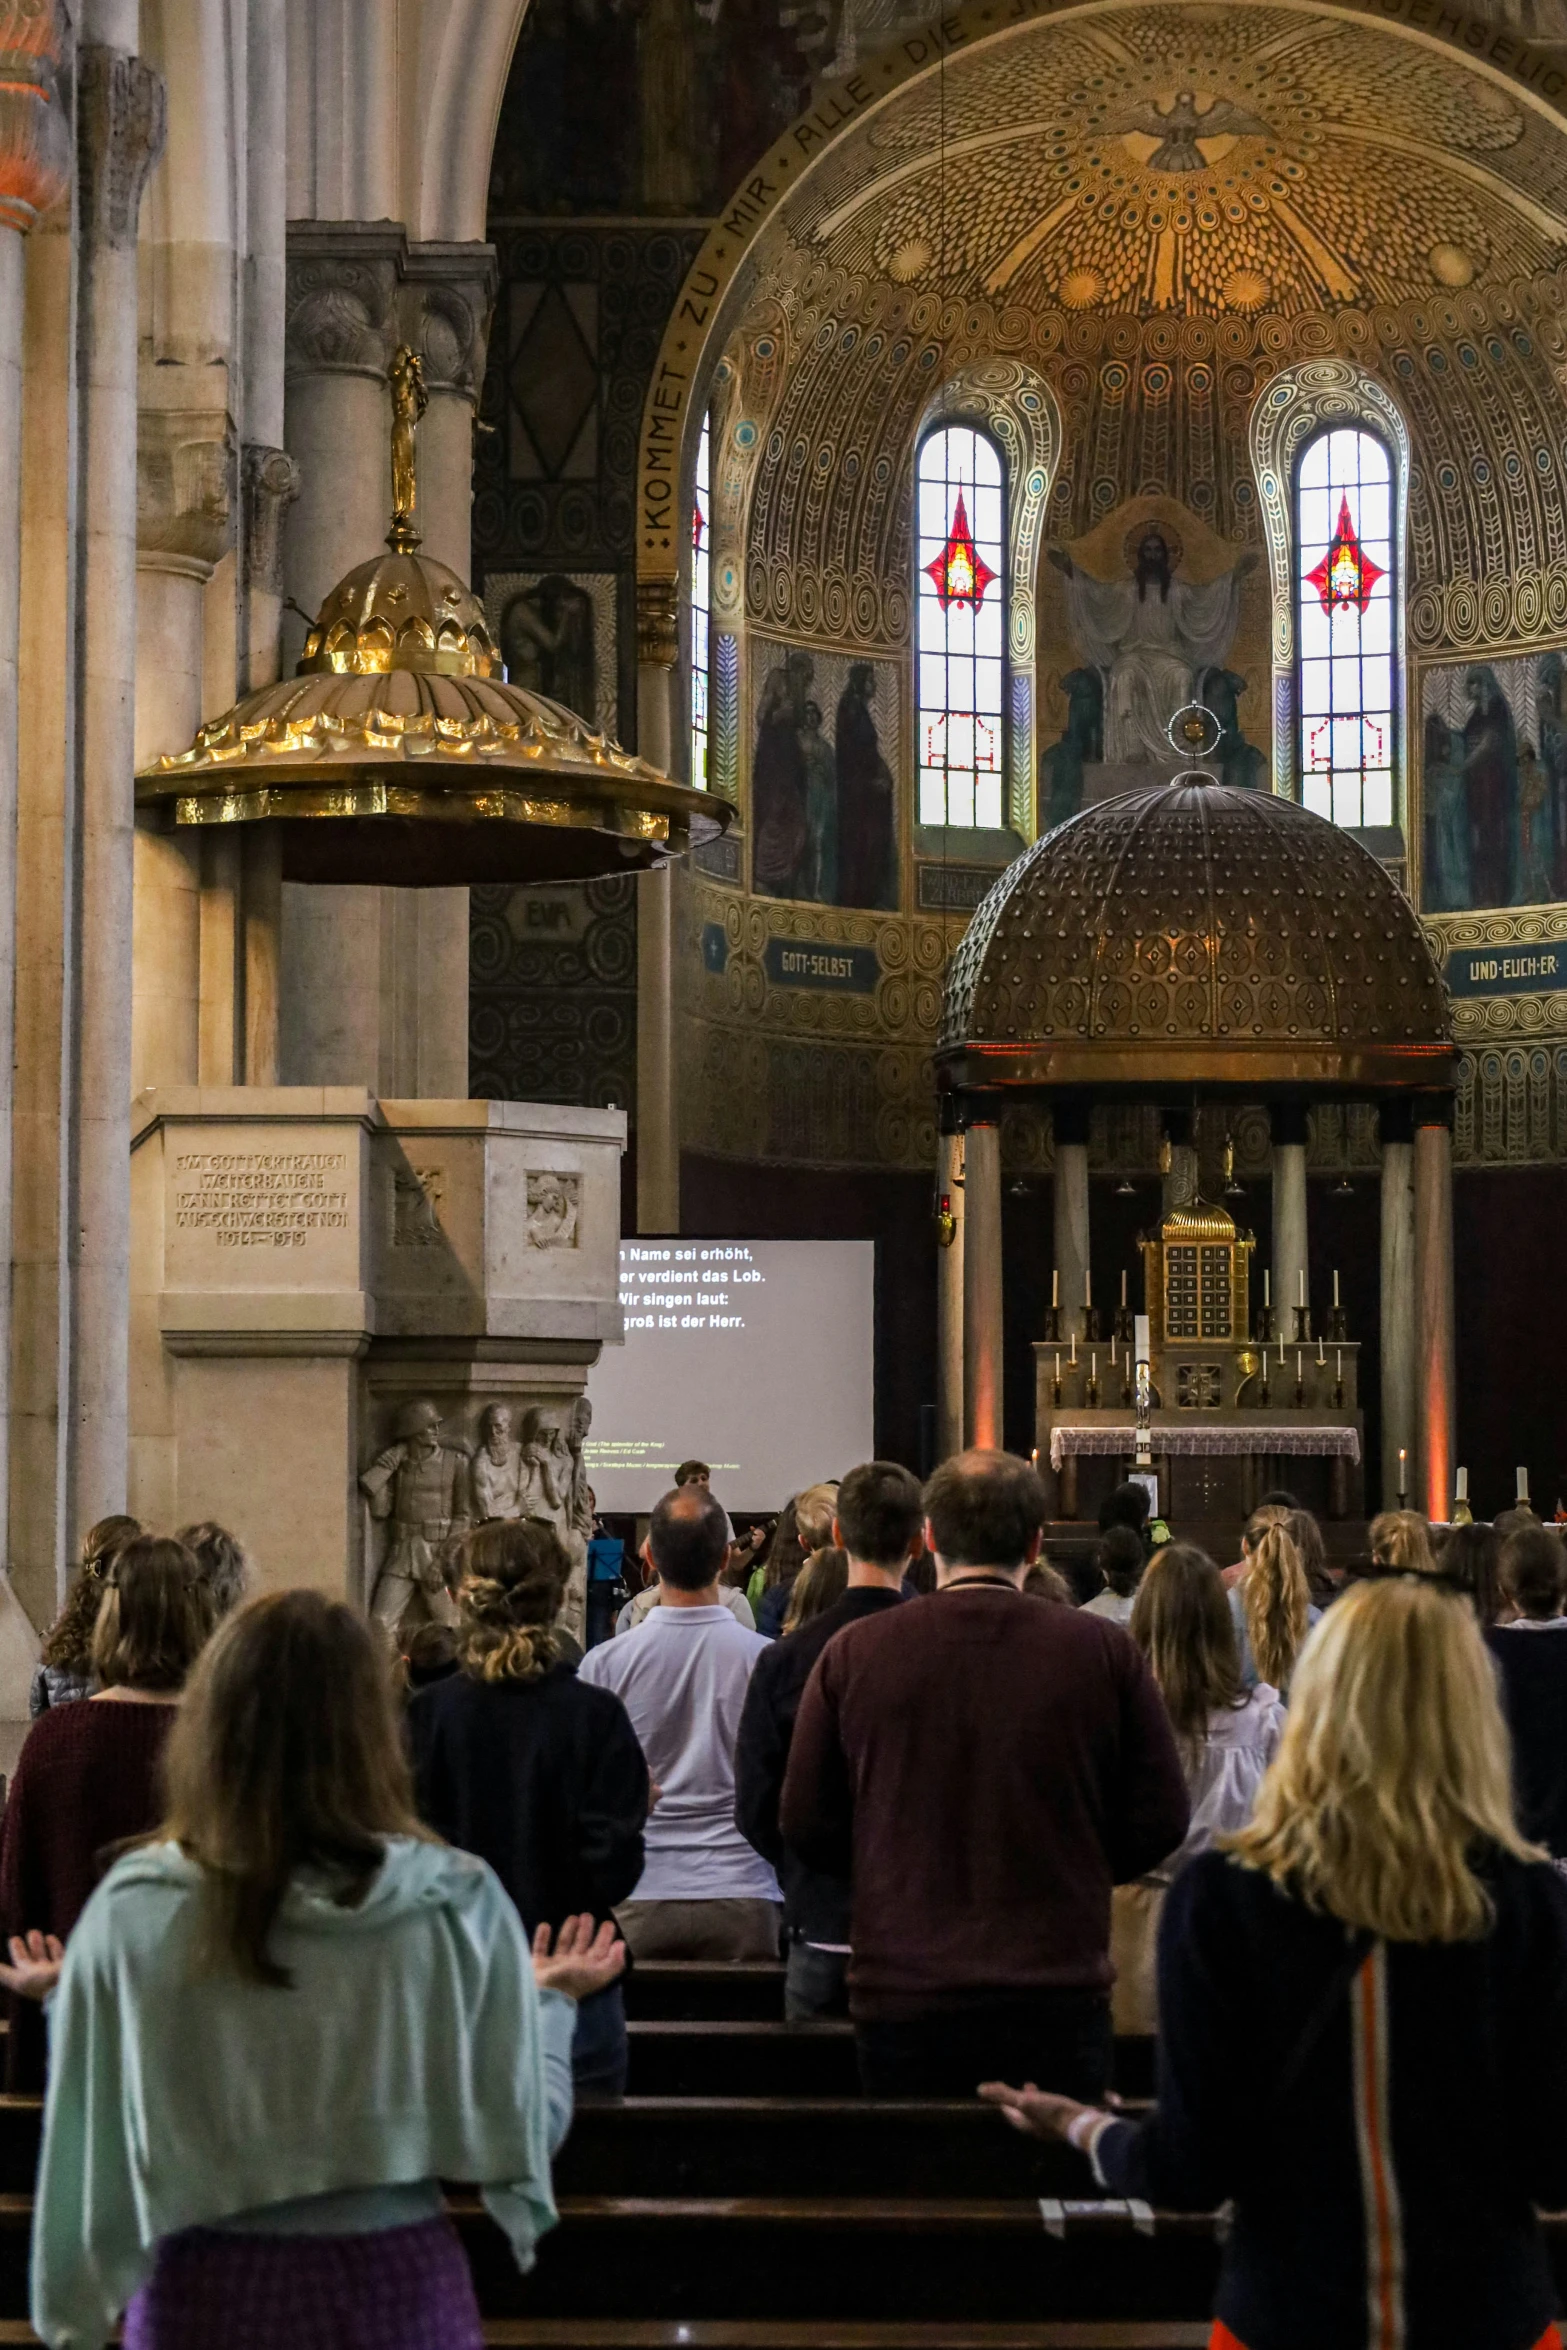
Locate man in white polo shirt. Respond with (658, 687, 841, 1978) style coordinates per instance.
(578, 1483, 781, 1960)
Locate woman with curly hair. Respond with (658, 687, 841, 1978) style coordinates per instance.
(29, 1514, 141, 1716)
(408, 1518, 649, 2099)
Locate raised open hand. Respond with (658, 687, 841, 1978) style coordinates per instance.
(531, 1913, 626, 2002)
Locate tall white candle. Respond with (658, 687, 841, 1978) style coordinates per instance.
(1316, 1338, 1326, 1366)
(1278, 1333, 1284, 1363)
(1518, 1466, 1530, 1501)
(1052, 1270, 1059, 1309)
(1090, 1352, 1098, 1381)
(1296, 1350, 1303, 1379)
(1134, 1313, 1150, 1368)
(1055, 1350, 1061, 1382)
(1070, 1331, 1077, 1365)
(1456, 1466, 1468, 1502)
(1120, 1269, 1128, 1308)
(1298, 1271, 1305, 1307)
(1333, 1269, 1340, 1309)
(1336, 1348, 1343, 1380)
(1084, 1269, 1092, 1307)
(1398, 1447, 1407, 1494)
(1263, 1270, 1270, 1307)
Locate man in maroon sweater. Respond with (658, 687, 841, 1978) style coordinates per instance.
(780, 1448, 1188, 2099)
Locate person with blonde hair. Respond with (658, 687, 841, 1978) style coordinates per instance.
(27, 1588, 623, 2350)
(1111, 1545, 1284, 2032)
(982, 1575, 1567, 2350)
(780, 1544, 849, 1634)
(1369, 1507, 1439, 1577)
(409, 1519, 649, 2098)
(1230, 1508, 1318, 1694)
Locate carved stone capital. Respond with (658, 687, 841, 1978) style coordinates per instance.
(77, 46, 165, 251)
(398, 241, 499, 404)
(285, 222, 405, 383)
(0, 0, 72, 231)
(136, 408, 235, 574)
(241, 442, 301, 595)
(636, 575, 680, 670)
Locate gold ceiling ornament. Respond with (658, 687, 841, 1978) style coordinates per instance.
(136, 354, 727, 889)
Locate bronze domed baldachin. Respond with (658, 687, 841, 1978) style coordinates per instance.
(135, 349, 727, 888)
(939, 778, 1455, 1100)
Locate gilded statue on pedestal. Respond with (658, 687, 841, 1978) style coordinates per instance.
(387, 344, 428, 553)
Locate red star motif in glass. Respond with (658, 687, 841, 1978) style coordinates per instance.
(692, 494, 707, 555)
(926, 488, 996, 611)
(1306, 492, 1382, 616)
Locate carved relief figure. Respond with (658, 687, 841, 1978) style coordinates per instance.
(1049, 529, 1253, 768)
(526, 1170, 580, 1249)
(360, 1399, 471, 1641)
(471, 1402, 529, 1521)
(560, 1395, 594, 1646)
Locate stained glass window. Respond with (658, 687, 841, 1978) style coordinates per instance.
(1295, 427, 1395, 829)
(690, 411, 711, 790)
(916, 425, 1005, 828)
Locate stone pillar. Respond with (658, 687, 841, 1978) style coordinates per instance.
(1052, 1098, 1091, 1342)
(68, 33, 166, 1557)
(0, 0, 72, 1624)
(395, 242, 497, 1099)
(1413, 1101, 1456, 1523)
(278, 227, 493, 1099)
(962, 1119, 1003, 1450)
(636, 577, 679, 1235)
(237, 448, 297, 1085)
(1270, 1101, 1310, 1336)
(1161, 1107, 1197, 1215)
(935, 1128, 965, 1462)
(1379, 1099, 1416, 1511)
(132, 415, 232, 1093)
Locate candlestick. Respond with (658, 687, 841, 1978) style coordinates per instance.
(1086, 1351, 1100, 1409)
(1333, 1269, 1340, 1309)
(1263, 1269, 1270, 1308)
(1398, 1447, 1408, 1504)
(1294, 1351, 1305, 1411)
(1053, 1351, 1062, 1410)
(1052, 1270, 1059, 1310)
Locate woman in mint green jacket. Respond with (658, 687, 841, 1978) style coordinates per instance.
(25, 1588, 623, 2350)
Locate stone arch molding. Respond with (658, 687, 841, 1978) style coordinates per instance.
(1249, 361, 1411, 805)
(916, 361, 1061, 835)
(636, 0, 1567, 601)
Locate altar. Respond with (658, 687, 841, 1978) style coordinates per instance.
(1033, 1194, 1366, 1528)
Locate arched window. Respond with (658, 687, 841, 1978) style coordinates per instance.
(916, 425, 1005, 829)
(690, 410, 711, 789)
(1294, 427, 1395, 829)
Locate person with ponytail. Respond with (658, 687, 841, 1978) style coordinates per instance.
(1230, 1509, 1319, 1696)
(408, 1518, 649, 2099)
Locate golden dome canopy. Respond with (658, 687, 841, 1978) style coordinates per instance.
(295, 547, 501, 678)
(136, 347, 727, 889)
(938, 780, 1455, 1100)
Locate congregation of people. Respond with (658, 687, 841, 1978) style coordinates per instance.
(4, 1449, 1567, 2348)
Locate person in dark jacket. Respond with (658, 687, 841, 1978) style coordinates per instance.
(1, 1535, 210, 2088)
(781, 1449, 1189, 2099)
(735, 1460, 923, 2019)
(408, 1517, 649, 2098)
(1487, 1522, 1567, 1856)
(983, 1575, 1567, 2350)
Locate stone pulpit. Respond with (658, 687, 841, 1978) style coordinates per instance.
(129, 1089, 625, 1619)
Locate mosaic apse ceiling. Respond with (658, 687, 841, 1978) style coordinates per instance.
(780, 4, 1567, 313)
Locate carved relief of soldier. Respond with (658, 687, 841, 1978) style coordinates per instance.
(362, 1395, 592, 1649)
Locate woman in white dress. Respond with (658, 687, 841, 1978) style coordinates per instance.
(1111, 1542, 1284, 2033)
